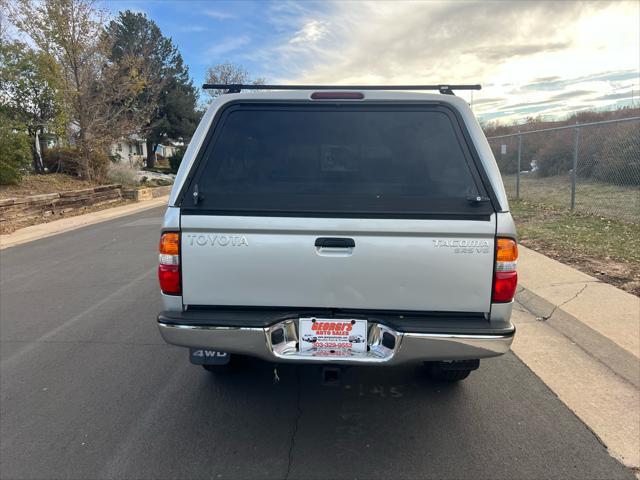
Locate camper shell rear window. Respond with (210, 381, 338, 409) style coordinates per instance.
(181, 103, 494, 218)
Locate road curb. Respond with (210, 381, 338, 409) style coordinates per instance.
(515, 286, 640, 389)
(0, 196, 168, 250)
(517, 246, 640, 360)
(513, 255, 640, 471)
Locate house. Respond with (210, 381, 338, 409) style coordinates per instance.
(155, 140, 184, 159)
(109, 138, 184, 166)
(109, 135, 148, 165)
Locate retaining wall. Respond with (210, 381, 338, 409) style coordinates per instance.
(0, 185, 123, 232)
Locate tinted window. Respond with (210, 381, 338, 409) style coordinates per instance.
(186, 105, 491, 217)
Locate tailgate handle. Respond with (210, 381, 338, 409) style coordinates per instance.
(315, 237, 355, 248)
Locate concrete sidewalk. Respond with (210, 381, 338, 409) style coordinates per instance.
(517, 246, 639, 383)
(0, 196, 168, 250)
(519, 246, 639, 359)
(514, 245, 640, 471)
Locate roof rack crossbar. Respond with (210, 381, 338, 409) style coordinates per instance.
(202, 84, 481, 95)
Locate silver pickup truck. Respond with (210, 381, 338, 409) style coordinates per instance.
(157, 85, 518, 381)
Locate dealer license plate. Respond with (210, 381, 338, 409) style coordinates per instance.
(298, 318, 368, 357)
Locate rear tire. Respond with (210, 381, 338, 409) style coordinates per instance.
(425, 361, 477, 382)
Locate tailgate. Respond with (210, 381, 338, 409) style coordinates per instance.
(178, 102, 498, 313)
(181, 215, 495, 313)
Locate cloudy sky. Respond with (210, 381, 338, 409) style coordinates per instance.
(104, 0, 639, 123)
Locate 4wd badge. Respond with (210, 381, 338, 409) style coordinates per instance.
(189, 348, 230, 365)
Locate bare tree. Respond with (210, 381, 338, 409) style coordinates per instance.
(204, 61, 265, 99)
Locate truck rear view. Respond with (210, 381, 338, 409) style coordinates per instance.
(157, 86, 517, 381)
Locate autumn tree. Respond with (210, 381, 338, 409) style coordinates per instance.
(105, 11, 199, 167)
(8, 0, 144, 180)
(0, 2, 47, 180)
(0, 41, 65, 172)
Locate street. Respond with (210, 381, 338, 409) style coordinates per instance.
(0, 207, 634, 480)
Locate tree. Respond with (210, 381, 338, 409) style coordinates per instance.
(204, 62, 265, 99)
(0, 114, 31, 184)
(0, 40, 65, 172)
(105, 11, 199, 167)
(8, 0, 143, 180)
(145, 75, 199, 166)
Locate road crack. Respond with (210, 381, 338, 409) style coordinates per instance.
(284, 368, 302, 480)
(540, 283, 589, 321)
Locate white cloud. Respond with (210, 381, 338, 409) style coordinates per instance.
(289, 20, 328, 45)
(252, 0, 639, 122)
(178, 25, 208, 33)
(204, 35, 251, 59)
(203, 9, 236, 20)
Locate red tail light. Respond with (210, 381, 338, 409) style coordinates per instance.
(492, 238, 518, 303)
(158, 264, 181, 295)
(159, 232, 181, 295)
(493, 271, 518, 302)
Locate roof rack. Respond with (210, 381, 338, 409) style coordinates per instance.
(201, 84, 481, 95)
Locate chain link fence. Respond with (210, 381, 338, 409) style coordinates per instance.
(486, 117, 640, 223)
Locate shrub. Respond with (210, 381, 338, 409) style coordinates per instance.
(90, 151, 111, 183)
(0, 124, 31, 185)
(591, 123, 640, 186)
(42, 147, 111, 182)
(526, 130, 575, 178)
(106, 162, 139, 187)
(42, 147, 81, 176)
(484, 107, 640, 186)
(168, 148, 185, 174)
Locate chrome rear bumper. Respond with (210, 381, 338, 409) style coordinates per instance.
(157, 318, 514, 365)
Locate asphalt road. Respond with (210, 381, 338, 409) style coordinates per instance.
(0, 207, 634, 480)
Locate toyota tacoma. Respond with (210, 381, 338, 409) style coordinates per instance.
(156, 85, 518, 381)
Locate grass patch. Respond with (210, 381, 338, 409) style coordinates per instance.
(502, 174, 639, 223)
(511, 199, 640, 294)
